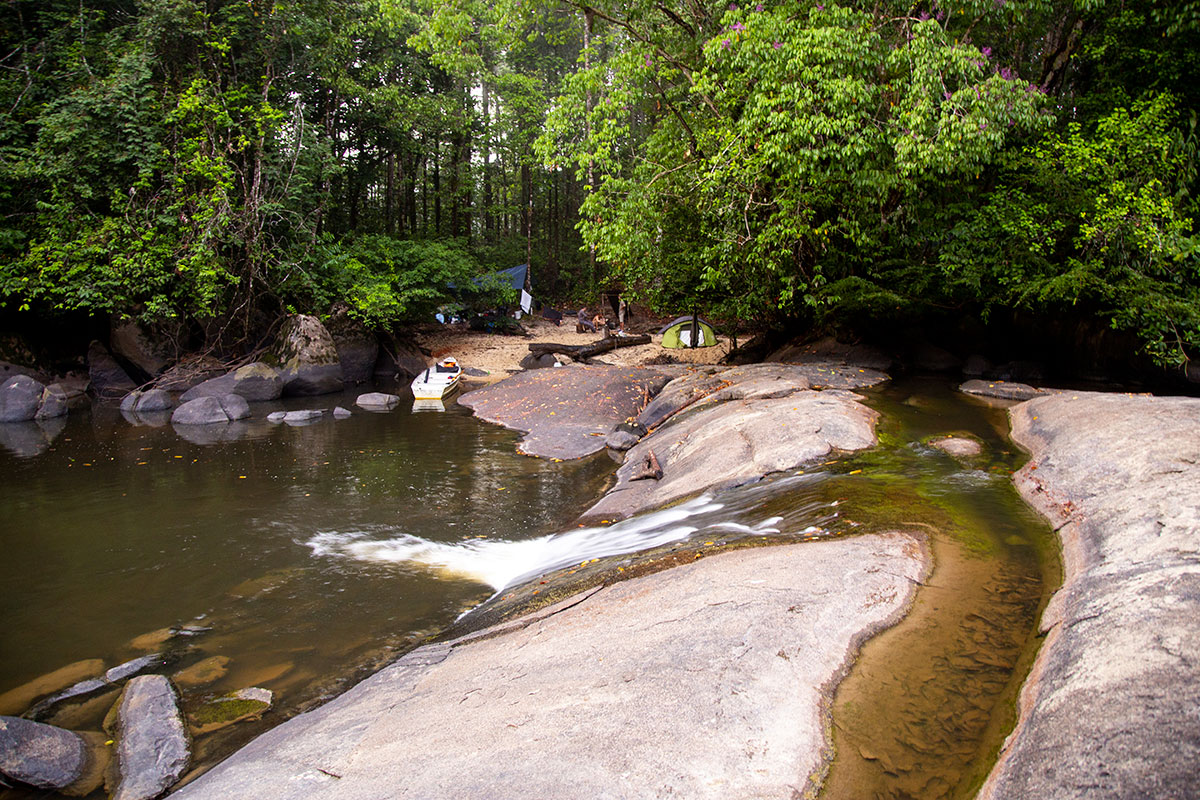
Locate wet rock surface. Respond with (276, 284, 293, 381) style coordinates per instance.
(981, 391, 1200, 800)
(0, 715, 87, 791)
(0, 375, 44, 422)
(460, 366, 680, 459)
(171, 395, 250, 426)
(960, 379, 1052, 402)
(269, 315, 344, 397)
(586, 367, 880, 521)
(108, 675, 189, 800)
(171, 533, 929, 800)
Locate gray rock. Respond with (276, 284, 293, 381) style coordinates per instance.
(355, 392, 399, 410)
(109, 675, 189, 800)
(26, 679, 110, 721)
(605, 421, 646, 451)
(87, 341, 138, 399)
(333, 406, 352, 419)
(179, 374, 235, 403)
(327, 310, 378, 385)
(0, 716, 86, 791)
(110, 318, 177, 378)
(0, 375, 44, 422)
(979, 392, 1200, 800)
(228, 362, 283, 402)
(172, 396, 231, 426)
(960, 379, 1049, 401)
(170, 533, 929, 800)
(635, 369, 727, 430)
(588, 386, 879, 522)
(134, 389, 174, 413)
(460, 366, 679, 459)
(930, 436, 982, 458)
(375, 333, 430, 382)
(519, 352, 558, 369)
(34, 385, 68, 420)
(282, 410, 324, 425)
(105, 654, 165, 685)
(269, 315, 344, 396)
(218, 393, 250, 421)
(266, 411, 287, 423)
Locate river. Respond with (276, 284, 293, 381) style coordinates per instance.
(0, 377, 1056, 799)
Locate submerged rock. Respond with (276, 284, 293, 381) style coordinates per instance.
(188, 688, 273, 735)
(172, 657, 230, 690)
(930, 436, 983, 458)
(108, 675, 189, 800)
(0, 660, 105, 717)
(0, 715, 87, 792)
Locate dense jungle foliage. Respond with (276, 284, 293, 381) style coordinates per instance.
(1, 0, 1197, 366)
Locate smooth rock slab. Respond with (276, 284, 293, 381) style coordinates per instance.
(460, 366, 679, 459)
(109, 675, 189, 800)
(171, 395, 249, 426)
(980, 392, 1200, 800)
(587, 388, 878, 522)
(0, 715, 86, 791)
(172, 533, 928, 800)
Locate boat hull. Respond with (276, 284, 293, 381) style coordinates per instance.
(411, 367, 462, 400)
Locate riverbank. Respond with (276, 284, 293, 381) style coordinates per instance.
(978, 391, 1200, 798)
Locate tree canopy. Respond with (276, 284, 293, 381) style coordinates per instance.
(0, 0, 1196, 367)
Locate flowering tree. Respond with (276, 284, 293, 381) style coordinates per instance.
(536, 0, 1049, 324)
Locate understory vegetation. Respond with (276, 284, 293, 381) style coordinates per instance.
(0, 0, 1196, 367)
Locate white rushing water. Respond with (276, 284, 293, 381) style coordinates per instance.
(306, 493, 788, 592)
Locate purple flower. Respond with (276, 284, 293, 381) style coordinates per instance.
(729, 2, 738, 9)
(981, 46, 992, 58)
(999, 67, 1014, 80)
(816, 3, 824, 9)
(773, 41, 783, 48)
(731, 21, 745, 31)
(943, 90, 952, 100)
(756, 3, 763, 10)
(936, 10, 944, 20)
(919, 10, 930, 20)
(722, 38, 731, 48)
(979, 121, 988, 130)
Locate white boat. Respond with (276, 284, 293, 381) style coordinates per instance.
(411, 357, 463, 400)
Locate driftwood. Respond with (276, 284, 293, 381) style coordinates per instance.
(630, 449, 663, 481)
(528, 334, 651, 362)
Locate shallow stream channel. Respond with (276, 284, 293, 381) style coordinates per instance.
(0, 377, 1057, 799)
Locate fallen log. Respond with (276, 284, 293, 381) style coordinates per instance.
(528, 334, 651, 362)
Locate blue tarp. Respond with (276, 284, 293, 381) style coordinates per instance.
(487, 263, 528, 292)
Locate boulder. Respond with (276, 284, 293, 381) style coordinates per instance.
(269, 315, 344, 396)
(108, 675, 189, 800)
(33, 385, 68, 419)
(282, 409, 324, 425)
(605, 421, 647, 452)
(188, 688, 273, 735)
(333, 406, 352, 419)
(962, 354, 993, 377)
(375, 334, 429, 381)
(0, 375, 44, 422)
(355, 393, 399, 410)
(105, 654, 165, 685)
(228, 362, 283, 401)
(180, 364, 282, 403)
(327, 309, 378, 384)
(519, 352, 558, 370)
(110, 318, 178, 378)
(120, 389, 174, 415)
(171, 395, 250, 426)
(87, 341, 138, 400)
(0, 716, 87, 792)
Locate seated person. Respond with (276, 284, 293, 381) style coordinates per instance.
(577, 307, 595, 332)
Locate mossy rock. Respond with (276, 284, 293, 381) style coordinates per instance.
(188, 688, 272, 735)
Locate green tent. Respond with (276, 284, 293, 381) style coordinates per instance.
(658, 315, 717, 348)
